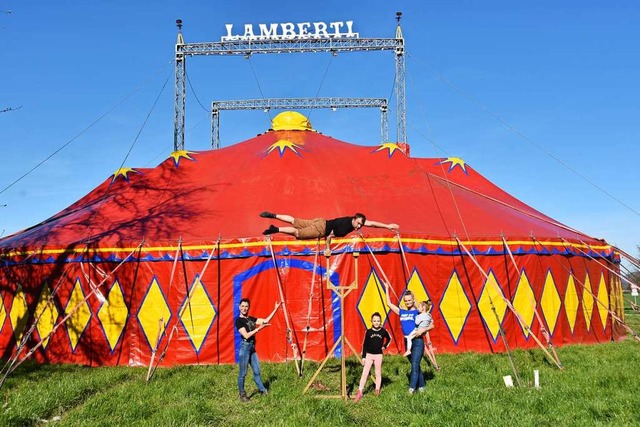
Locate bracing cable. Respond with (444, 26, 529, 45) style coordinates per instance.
(0, 59, 173, 197)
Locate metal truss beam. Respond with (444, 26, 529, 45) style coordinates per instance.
(181, 38, 401, 56)
(174, 19, 406, 151)
(211, 97, 388, 149)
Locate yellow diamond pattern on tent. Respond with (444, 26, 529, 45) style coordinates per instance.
(180, 275, 216, 353)
(565, 274, 579, 334)
(138, 277, 171, 350)
(34, 283, 59, 349)
(0, 292, 6, 335)
(581, 274, 594, 332)
(476, 271, 508, 341)
(406, 268, 429, 304)
(512, 271, 535, 338)
(98, 280, 128, 352)
(440, 271, 471, 343)
(596, 273, 609, 331)
(65, 278, 92, 351)
(9, 286, 29, 344)
(540, 271, 561, 335)
(357, 272, 389, 329)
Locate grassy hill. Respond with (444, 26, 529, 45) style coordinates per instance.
(1, 308, 639, 426)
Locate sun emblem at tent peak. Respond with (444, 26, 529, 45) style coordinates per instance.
(436, 157, 468, 174)
(111, 167, 140, 182)
(372, 142, 406, 158)
(266, 139, 303, 157)
(169, 150, 197, 167)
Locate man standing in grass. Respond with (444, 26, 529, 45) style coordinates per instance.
(235, 298, 280, 402)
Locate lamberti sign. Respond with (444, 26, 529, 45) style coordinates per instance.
(222, 21, 359, 41)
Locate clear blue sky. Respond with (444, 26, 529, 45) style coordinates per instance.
(1, 1, 639, 260)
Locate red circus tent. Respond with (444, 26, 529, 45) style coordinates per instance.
(0, 112, 625, 367)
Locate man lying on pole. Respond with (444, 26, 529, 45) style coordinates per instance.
(260, 211, 399, 256)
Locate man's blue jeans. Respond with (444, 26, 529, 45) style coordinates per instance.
(409, 337, 425, 390)
(238, 341, 266, 394)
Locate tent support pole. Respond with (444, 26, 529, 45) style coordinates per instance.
(0, 241, 144, 389)
(266, 238, 302, 376)
(501, 236, 563, 369)
(300, 240, 321, 376)
(147, 238, 184, 382)
(552, 238, 640, 344)
(455, 237, 524, 386)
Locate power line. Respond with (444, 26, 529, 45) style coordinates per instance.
(407, 53, 639, 217)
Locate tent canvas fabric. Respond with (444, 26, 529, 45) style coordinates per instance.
(0, 123, 625, 367)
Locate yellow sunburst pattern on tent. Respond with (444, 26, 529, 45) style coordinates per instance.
(9, 285, 29, 344)
(180, 275, 216, 353)
(596, 273, 610, 331)
(169, 150, 196, 167)
(440, 270, 471, 344)
(512, 270, 535, 338)
(565, 274, 580, 334)
(98, 280, 128, 352)
(540, 270, 561, 335)
(138, 277, 171, 351)
(266, 139, 302, 157)
(65, 278, 92, 351)
(373, 142, 404, 158)
(581, 274, 594, 332)
(436, 157, 468, 174)
(476, 270, 508, 341)
(356, 271, 389, 329)
(111, 167, 139, 182)
(34, 283, 59, 350)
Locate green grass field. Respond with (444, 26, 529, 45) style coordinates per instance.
(1, 307, 639, 426)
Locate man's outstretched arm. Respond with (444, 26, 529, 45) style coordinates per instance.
(364, 220, 399, 231)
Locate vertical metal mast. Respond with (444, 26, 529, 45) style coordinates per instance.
(174, 19, 186, 151)
(173, 14, 406, 150)
(395, 12, 407, 143)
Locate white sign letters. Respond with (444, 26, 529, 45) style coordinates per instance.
(222, 20, 359, 42)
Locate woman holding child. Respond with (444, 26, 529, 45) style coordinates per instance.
(384, 284, 434, 394)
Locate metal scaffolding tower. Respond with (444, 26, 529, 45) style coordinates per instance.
(174, 15, 406, 151)
(210, 97, 388, 149)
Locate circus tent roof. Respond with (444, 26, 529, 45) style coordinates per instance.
(0, 114, 606, 256)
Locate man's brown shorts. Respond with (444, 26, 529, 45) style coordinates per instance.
(293, 218, 327, 239)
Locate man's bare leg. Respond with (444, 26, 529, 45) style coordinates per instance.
(275, 214, 294, 224)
